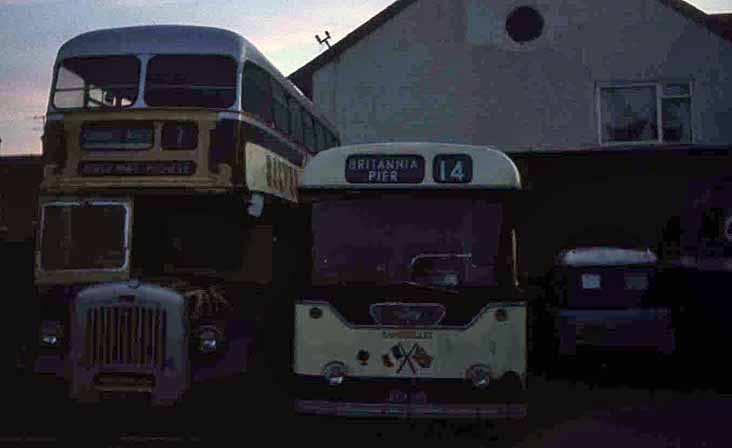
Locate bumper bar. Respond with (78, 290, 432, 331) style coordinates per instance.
(294, 399, 526, 419)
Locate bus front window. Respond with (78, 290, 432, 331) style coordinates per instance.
(144, 55, 237, 108)
(130, 202, 247, 277)
(52, 56, 140, 109)
(311, 198, 504, 288)
(40, 202, 128, 271)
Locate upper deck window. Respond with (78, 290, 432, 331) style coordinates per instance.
(145, 55, 236, 108)
(242, 61, 273, 123)
(303, 110, 315, 151)
(52, 56, 140, 110)
(314, 122, 325, 152)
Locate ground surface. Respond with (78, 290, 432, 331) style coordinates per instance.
(1, 363, 729, 447)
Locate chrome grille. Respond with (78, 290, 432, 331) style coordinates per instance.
(86, 306, 167, 368)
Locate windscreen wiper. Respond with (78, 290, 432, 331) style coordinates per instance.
(398, 280, 459, 295)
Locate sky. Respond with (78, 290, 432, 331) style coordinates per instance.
(0, 0, 730, 155)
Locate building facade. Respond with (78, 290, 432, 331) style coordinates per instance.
(291, 0, 732, 151)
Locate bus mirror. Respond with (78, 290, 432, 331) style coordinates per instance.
(248, 193, 264, 217)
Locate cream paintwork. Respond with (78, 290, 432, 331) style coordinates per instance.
(40, 110, 232, 193)
(245, 142, 305, 202)
(300, 142, 521, 190)
(294, 301, 526, 380)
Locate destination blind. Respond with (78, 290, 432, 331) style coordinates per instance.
(345, 155, 425, 184)
(78, 160, 196, 176)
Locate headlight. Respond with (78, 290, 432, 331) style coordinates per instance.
(465, 364, 492, 388)
(322, 361, 347, 386)
(39, 321, 63, 347)
(196, 326, 222, 354)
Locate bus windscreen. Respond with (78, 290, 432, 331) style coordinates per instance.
(40, 203, 128, 271)
(311, 198, 503, 287)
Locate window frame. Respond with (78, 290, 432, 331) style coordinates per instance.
(289, 96, 304, 144)
(270, 79, 291, 135)
(314, 121, 325, 152)
(302, 109, 315, 151)
(596, 80, 693, 146)
(38, 199, 132, 273)
(52, 55, 142, 110)
(242, 61, 274, 124)
(144, 54, 238, 109)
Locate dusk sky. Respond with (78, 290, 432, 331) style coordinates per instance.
(0, 0, 730, 155)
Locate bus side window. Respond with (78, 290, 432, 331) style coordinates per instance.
(314, 122, 325, 152)
(242, 62, 273, 124)
(303, 110, 315, 151)
(271, 80, 290, 135)
(289, 97, 303, 144)
(325, 130, 336, 149)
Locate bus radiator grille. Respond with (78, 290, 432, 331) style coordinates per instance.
(85, 306, 167, 369)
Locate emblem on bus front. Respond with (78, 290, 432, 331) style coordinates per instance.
(370, 303, 446, 327)
(382, 342, 434, 375)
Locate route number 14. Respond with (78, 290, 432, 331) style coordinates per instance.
(433, 154, 473, 183)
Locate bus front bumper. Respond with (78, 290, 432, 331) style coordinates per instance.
(294, 400, 527, 419)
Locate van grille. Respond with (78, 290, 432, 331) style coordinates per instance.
(85, 306, 167, 368)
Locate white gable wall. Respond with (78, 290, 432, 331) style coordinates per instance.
(311, 0, 732, 150)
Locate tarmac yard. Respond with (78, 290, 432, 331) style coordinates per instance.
(1, 364, 729, 447)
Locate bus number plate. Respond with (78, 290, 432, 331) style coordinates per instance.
(386, 390, 428, 404)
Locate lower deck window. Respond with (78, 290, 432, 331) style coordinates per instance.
(40, 202, 128, 271)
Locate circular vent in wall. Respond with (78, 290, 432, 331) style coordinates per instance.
(505, 6, 545, 44)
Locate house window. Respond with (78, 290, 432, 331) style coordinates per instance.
(661, 84, 692, 143)
(597, 82, 692, 144)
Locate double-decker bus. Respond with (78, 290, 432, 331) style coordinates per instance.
(30, 25, 339, 406)
(293, 142, 526, 419)
(544, 246, 675, 374)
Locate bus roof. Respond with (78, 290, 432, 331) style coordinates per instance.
(57, 25, 272, 69)
(300, 142, 521, 189)
(53, 25, 338, 133)
(558, 247, 658, 267)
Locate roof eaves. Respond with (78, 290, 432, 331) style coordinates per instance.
(708, 13, 732, 40)
(657, 0, 732, 41)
